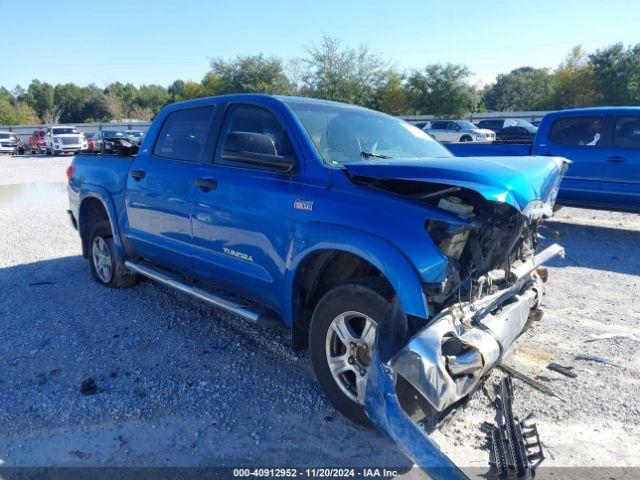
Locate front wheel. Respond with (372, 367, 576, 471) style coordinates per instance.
(309, 281, 391, 426)
(460, 135, 473, 142)
(88, 222, 138, 288)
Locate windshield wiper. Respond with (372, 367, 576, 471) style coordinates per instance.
(361, 150, 392, 159)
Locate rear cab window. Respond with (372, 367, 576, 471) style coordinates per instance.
(549, 116, 605, 147)
(153, 106, 215, 161)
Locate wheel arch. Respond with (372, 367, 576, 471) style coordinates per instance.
(286, 225, 428, 350)
(78, 190, 124, 258)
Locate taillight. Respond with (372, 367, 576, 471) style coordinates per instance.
(66, 164, 76, 182)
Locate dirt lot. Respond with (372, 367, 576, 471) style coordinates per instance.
(1, 155, 639, 476)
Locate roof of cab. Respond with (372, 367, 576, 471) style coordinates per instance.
(546, 106, 640, 117)
(163, 93, 369, 111)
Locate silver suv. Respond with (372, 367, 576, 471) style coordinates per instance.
(423, 120, 495, 143)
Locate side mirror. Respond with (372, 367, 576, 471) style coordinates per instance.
(222, 131, 293, 172)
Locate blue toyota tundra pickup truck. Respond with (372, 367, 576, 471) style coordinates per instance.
(448, 107, 640, 213)
(66, 94, 567, 441)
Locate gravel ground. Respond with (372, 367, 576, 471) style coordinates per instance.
(1, 155, 639, 475)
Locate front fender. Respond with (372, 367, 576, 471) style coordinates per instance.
(77, 184, 125, 257)
(284, 222, 429, 327)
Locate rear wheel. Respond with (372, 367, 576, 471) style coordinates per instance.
(309, 281, 391, 426)
(88, 221, 138, 288)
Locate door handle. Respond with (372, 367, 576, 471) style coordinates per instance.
(605, 156, 626, 163)
(195, 177, 218, 191)
(130, 169, 146, 180)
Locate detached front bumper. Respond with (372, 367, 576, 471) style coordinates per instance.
(364, 244, 565, 477)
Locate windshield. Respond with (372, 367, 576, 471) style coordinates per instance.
(127, 131, 142, 137)
(52, 127, 79, 135)
(285, 100, 451, 165)
(104, 131, 125, 137)
(455, 120, 477, 130)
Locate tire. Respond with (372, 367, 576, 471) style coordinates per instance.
(88, 221, 138, 288)
(309, 281, 392, 426)
(460, 135, 472, 142)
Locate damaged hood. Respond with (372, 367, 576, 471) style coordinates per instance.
(343, 155, 569, 214)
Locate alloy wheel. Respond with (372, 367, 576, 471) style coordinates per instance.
(325, 311, 377, 404)
(92, 236, 113, 283)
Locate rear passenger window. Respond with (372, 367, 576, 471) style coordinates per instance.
(431, 121, 447, 130)
(549, 116, 604, 147)
(614, 116, 640, 148)
(153, 106, 214, 161)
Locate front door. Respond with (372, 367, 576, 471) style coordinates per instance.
(124, 105, 216, 273)
(190, 102, 299, 312)
(600, 115, 640, 209)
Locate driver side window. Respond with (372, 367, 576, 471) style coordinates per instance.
(216, 104, 296, 172)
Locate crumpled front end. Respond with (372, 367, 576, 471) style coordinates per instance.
(354, 157, 569, 476)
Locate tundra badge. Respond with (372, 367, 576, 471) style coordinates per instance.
(223, 247, 254, 263)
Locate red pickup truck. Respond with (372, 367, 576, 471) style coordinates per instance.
(29, 128, 47, 154)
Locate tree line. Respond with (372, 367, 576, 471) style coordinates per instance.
(2, 37, 639, 125)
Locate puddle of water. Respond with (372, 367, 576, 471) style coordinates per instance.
(0, 182, 68, 206)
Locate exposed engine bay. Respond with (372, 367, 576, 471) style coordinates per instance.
(426, 191, 539, 310)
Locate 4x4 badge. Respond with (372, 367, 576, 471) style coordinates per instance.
(294, 199, 314, 211)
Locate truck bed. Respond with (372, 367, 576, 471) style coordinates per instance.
(71, 153, 136, 193)
(446, 142, 533, 157)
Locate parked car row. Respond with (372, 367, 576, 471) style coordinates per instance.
(6, 127, 146, 156)
(421, 120, 496, 143)
(412, 117, 540, 144)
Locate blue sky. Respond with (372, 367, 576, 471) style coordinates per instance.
(1, 0, 638, 90)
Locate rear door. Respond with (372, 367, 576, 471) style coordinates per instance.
(600, 115, 640, 209)
(536, 115, 609, 206)
(190, 102, 299, 311)
(124, 105, 216, 273)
